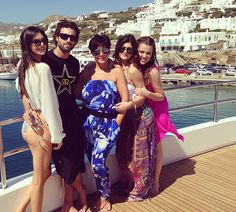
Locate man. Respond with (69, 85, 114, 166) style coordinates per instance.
(45, 19, 87, 212)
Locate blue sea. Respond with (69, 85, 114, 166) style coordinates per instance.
(1, 79, 236, 180)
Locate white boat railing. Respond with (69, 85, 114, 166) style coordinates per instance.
(1, 80, 236, 189)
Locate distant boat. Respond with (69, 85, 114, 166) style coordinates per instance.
(0, 72, 17, 80)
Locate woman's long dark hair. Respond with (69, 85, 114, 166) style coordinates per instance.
(18, 26, 48, 97)
(113, 34, 138, 66)
(137, 36, 158, 72)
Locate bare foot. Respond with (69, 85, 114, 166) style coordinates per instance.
(94, 198, 111, 211)
(61, 205, 79, 212)
(75, 194, 87, 212)
(69, 206, 79, 212)
(103, 201, 111, 211)
(150, 183, 160, 197)
(78, 205, 88, 212)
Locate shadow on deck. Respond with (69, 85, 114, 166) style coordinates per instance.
(54, 144, 236, 212)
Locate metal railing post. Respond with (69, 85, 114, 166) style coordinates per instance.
(213, 84, 219, 122)
(0, 126, 7, 189)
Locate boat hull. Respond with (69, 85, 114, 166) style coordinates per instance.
(0, 72, 17, 80)
(1, 116, 236, 211)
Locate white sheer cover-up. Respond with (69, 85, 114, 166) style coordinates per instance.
(16, 62, 65, 144)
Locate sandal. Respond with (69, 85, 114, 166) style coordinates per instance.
(94, 198, 112, 211)
(127, 195, 143, 202)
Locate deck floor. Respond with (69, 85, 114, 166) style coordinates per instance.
(54, 144, 236, 212)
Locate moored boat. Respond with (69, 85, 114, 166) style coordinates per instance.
(0, 72, 17, 80)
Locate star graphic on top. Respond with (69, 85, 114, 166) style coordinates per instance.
(53, 64, 76, 95)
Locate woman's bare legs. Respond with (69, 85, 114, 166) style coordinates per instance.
(16, 128, 52, 212)
(30, 136, 51, 212)
(151, 142, 163, 196)
(15, 184, 32, 212)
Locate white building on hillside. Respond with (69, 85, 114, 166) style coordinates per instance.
(159, 31, 226, 52)
(115, 19, 154, 36)
(98, 12, 109, 19)
(190, 11, 204, 20)
(0, 35, 19, 45)
(139, 1, 177, 23)
(76, 16, 84, 21)
(161, 19, 197, 35)
(115, 0, 177, 36)
(199, 17, 236, 31)
(212, 0, 234, 8)
(0, 48, 21, 58)
(226, 33, 236, 48)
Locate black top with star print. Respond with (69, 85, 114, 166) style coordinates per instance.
(45, 50, 80, 113)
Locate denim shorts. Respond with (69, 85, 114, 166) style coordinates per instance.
(21, 121, 30, 134)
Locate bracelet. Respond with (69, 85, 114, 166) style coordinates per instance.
(132, 100, 137, 111)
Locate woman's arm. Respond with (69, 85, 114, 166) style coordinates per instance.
(21, 95, 35, 124)
(15, 76, 32, 124)
(129, 66, 145, 107)
(40, 63, 65, 144)
(115, 65, 145, 112)
(136, 67, 165, 101)
(115, 67, 129, 126)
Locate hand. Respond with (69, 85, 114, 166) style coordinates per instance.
(23, 109, 34, 125)
(115, 101, 132, 113)
(39, 139, 51, 152)
(52, 142, 63, 150)
(135, 87, 149, 98)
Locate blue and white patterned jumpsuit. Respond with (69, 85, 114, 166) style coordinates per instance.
(82, 80, 120, 199)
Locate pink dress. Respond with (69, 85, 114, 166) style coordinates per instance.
(146, 67, 184, 143)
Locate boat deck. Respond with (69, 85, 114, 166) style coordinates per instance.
(54, 144, 236, 212)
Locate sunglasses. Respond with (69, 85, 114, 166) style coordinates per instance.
(93, 48, 110, 56)
(32, 38, 48, 47)
(119, 46, 134, 54)
(59, 33, 78, 42)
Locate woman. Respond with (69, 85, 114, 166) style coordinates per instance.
(114, 34, 157, 201)
(75, 34, 128, 211)
(135, 36, 184, 196)
(16, 26, 65, 212)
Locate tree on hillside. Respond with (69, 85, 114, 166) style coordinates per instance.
(152, 33, 160, 42)
(210, 11, 225, 18)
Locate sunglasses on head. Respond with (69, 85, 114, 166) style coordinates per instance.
(119, 46, 134, 54)
(32, 38, 48, 47)
(93, 48, 110, 56)
(59, 33, 78, 42)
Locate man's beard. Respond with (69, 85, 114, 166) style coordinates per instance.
(58, 43, 74, 53)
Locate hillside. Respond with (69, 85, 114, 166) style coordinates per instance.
(0, 22, 26, 33)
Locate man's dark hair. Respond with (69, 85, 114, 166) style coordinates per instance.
(53, 19, 80, 45)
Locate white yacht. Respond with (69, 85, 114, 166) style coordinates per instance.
(0, 81, 236, 211)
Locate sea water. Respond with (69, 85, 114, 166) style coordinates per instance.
(1, 80, 236, 179)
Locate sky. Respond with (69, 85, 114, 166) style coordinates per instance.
(0, 0, 153, 24)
